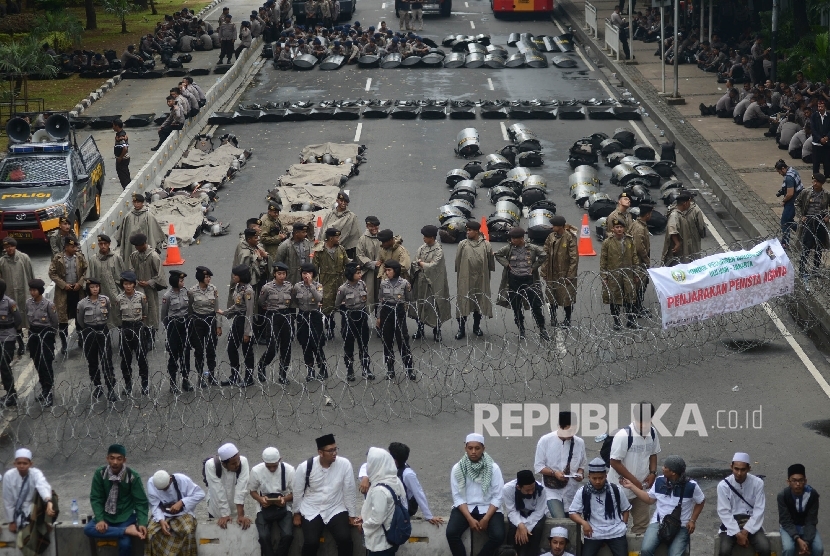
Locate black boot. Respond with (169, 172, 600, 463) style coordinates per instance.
(59, 323, 68, 355)
(412, 322, 425, 340)
(278, 367, 288, 385)
(539, 324, 550, 341)
(362, 362, 375, 380)
(517, 318, 526, 339)
(346, 365, 356, 382)
(257, 365, 267, 383)
(433, 326, 442, 342)
(406, 368, 416, 381)
(613, 316, 622, 331)
(169, 375, 180, 394)
(221, 372, 241, 387)
(472, 312, 483, 336)
(386, 363, 396, 379)
(240, 371, 255, 387)
(549, 306, 558, 328)
(181, 377, 194, 392)
(0, 393, 17, 407)
(16, 333, 24, 357)
(326, 318, 335, 340)
(563, 306, 572, 328)
(305, 366, 316, 382)
(318, 362, 329, 380)
(454, 317, 467, 340)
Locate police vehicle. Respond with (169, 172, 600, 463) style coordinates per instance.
(0, 113, 105, 243)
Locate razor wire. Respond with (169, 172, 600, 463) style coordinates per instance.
(1, 233, 825, 461)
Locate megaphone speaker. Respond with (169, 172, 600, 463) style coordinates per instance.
(31, 129, 52, 143)
(5, 117, 31, 144)
(46, 114, 70, 140)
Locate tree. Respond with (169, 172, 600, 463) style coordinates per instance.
(85, 0, 98, 30)
(103, 0, 132, 33)
(793, 0, 810, 37)
(31, 11, 84, 52)
(0, 37, 58, 104)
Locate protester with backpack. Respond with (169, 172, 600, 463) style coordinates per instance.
(145, 469, 205, 556)
(620, 456, 705, 556)
(568, 458, 631, 556)
(249, 447, 295, 556)
(361, 447, 410, 556)
(204, 443, 251, 530)
(716, 452, 770, 556)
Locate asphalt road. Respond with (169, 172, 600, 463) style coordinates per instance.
(1, 2, 829, 553)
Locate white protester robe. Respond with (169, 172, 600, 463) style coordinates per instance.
(606, 423, 661, 500)
(533, 432, 588, 507)
(146, 473, 205, 522)
(716, 474, 766, 535)
(358, 462, 437, 520)
(205, 456, 250, 518)
(647, 477, 705, 527)
(568, 485, 632, 540)
(450, 460, 505, 513)
(292, 456, 358, 523)
(249, 462, 296, 511)
(502, 480, 548, 530)
(2, 468, 52, 524)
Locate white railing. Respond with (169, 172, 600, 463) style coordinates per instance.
(585, 1, 598, 38)
(605, 18, 621, 61)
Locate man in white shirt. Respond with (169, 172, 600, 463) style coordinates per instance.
(608, 402, 660, 533)
(145, 469, 205, 555)
(621, 455, 705, 556)
(534, 411, 587, 517)
(503, 470, 547, 556)
(446, 433, 506, 556)
(292, 434, 359, 556)
(204, 442, 252, 530)
(717, 452, 770, 556)
(541, 526, 576, 556)
(569, 458, 631, 556)
(2, 448, 56, 546)
(250, 447, 296, 556)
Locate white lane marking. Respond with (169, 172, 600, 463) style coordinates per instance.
(354, 123, 363, 142)
(382, 2, 386, 7)
(630, 121, 652, 149)
(344, 189, 350, 196)
(553, 19, 565, 33)
(500, 121, 508, 141)
(598, 79, 616, 99)
(365, 78, 372, 91)
(470, 20, 475, 29)
(487, 78, 494, 91)
(575, 47, 595, 71)
(465, 1, 469, 5)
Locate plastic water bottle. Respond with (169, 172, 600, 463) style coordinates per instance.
(80, 230, 89, 242)
(71, 500, 79, 525)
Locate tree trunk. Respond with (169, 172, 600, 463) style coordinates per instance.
(85, 0, 97, 30)
(133, 0, 148, 9)
(793, 0, 809, 37)
(150, 0, 156, 15)
(121, 17, 128, 33)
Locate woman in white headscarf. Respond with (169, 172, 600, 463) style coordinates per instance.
(361, 447, 407, 556)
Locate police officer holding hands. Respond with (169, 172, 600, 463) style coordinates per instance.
(257, 262, 295, 384)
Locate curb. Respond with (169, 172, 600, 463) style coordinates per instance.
(67, 0, 226, 118)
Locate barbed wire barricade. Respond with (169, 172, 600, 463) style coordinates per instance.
(2, 233, 826, 460)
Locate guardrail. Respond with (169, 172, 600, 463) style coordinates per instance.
(604, 18, 621, 61)
(585, 1, 598, 38)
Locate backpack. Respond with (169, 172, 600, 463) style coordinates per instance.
(599, 425, 657, 467)
(201, 456, 241, 486)
(581, 482, 623, 521)
(377, 483, 412, 546)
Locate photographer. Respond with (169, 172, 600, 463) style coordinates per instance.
(774, 160, 803, 250)
(795, 173, 830, 288)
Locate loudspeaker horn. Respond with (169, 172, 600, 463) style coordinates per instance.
(31, 129, 52, 143)
(5, 117, 31, 144)
(45, 113, 70, 140)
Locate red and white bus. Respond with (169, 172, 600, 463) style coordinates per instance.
(491, 0, 554, 16)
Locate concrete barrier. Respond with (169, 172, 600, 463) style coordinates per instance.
(604, 19, 620, 61)
(584, 2, 598, 38)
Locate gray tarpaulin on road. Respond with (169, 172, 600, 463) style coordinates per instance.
(180, 144, 245, 168)
(277, 185, 340, 210)
(278, 163, 353, 187)
(151, 196, 206, 241)
(300, 142, 360, 163)
(163, 166, 229, 189)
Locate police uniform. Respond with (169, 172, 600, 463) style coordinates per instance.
(76, 279, 116, 400)
(293, 263, 327, 381)
(378, 261, 415, 380)
(116, 272, 149, 395)
(0, 293, 21, 405)
(224, 264, 256, 387)
(256, 263, 294, 383)
(335, 263, 372, 380)
(26, 281, 58, 405)
(188, 266, 220, 387)
(161, 270, 192, 393)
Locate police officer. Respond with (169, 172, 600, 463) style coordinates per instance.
(494, 227, 549, 341)
(377, 260, 415, 380)
(260, 202, 286, 261)
(77, 277, 117, 402)
(161, 270, 193, 394)
(48, 236, 87, 355)
(222, 264, 255, 387)
(257, 262, 294, 384)
(0, 279, 21, 407)
(26, 279, 58, 407)
(188, 266, 221, 388)
(335, 262, 373, 381)
(294, 262, 327, 382)
(116, 271, 149, 396)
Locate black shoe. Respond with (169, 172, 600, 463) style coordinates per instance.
(699, 102, 707, 116)
(60, 346, 67, 355)
(305, 374, 315, 382)
(407, 370, 416, 381)
(454, 328, 466, 340)
(92, 386, 104, 400)
(346, 372, 356, 382)
(326, 328, 334, 340)
(363, 370, 376, 380)
(107, 389, 120, 402)
(318, 367, 329, 380)
(0, 394, 17, 407)
(278, 376, 288, 385)
(386, 371, 396, 380)
(220, 378, 239, 387)
(150, 145, 160, 152)
(472, 326, 483, 337)
(36, 392, 53, 406)
(412, 325, 424, 340)
(518, 327, 526, 339)
(257, 370, 267, 383)
(169, 383, 181, 395)
(613, 323, 623, 331)
(433, 327, 442, 342)
(141, 386, 150, 396)
(181, 379, 194, 392)
(562, 319, 571, 328)
(540, 328, 551, 341)
(240, 376, 255, 387)
(627, 321, 642, 329)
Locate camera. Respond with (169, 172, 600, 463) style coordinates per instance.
(775, 187, 786, 197)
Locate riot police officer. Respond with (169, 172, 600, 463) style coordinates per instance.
(116, 271, 149, 397)
(222, 264, 255, 387)
(377, 260, 415, 380)
(25, 278, 58, 406)
(161, 270, 193, 393)
(188, 266, 221, 388)
(335, 262, 373, 381)
(294, 262, 327, 381)
(77, 277, 117, 402)
(256, 262, 294, 384)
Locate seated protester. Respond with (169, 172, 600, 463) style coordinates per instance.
(121, 45, 144, 71)
(345, 40, 360, 63)
(2, 448, 57, 550)
(802, 125, 814, 163)
(179, 84, 200, 118)
(717, 88, 739, 117)
(71, 50, 89, 71)
(620, 456, 705, 556)
(733, 94, 753, 125)
(534, 411, 587, 518)
(716, 452, 770, 556)
(179, 33, 196, 53)
(361, 37, 379, 56)
(694, 42, 711, 68)
(296, 38, 311, 55)
(568, 458, 631, 556)
(744, 96, 771, 128)
(249, 447, 295, 556)
(329, 40, 345, 56)
(778, 114, 802, 149)
(90, 53, 110, 71)
(385, 37, 400, 54)
(275, 44, 293, 69)
(705, 47, 728, 72)
(503, 470, 547, 556)
(312, 38, 327, 59)
(84, 444, 149, 556)
(198, 30, 214, 50)
(412, 36, 429, 56)
(446, 433, 506, 556)
(141, 33, 162, 54)
(543, 527, 576, 556)
(778, 464, 822, 556)
(789, 124, 809, 159)
(361, 447, 407, 556)
(145, 470, 205, 556)
(205, 443, 252, 530)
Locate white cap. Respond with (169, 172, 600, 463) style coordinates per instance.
(152, 470, 171, 489)
(262, 447, 280, 463)
(218, 443, 238, 461)
(14, 448, 32, 461)
(549, 526, 569, 539)
(465, 433, 485, 445)
(732, 452, 751, 464)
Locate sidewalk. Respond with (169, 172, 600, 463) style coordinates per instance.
(555, 0, 830, 334)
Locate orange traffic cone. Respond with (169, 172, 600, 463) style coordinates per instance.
(163, 223, 185, 265)
(480, 216, 490, 241)
(577, 214, 597, 256)
(315, 215, 324, 243)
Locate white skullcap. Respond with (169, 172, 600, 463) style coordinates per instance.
(732, 452, 751, 464)
(549, 526, 569, 539)
(218, 443, 238, 461)
(262, 447, 280, 463)
(465, 433, 485, 445)
(152, 470, 171, 489)
(14, 448, 32, 461)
